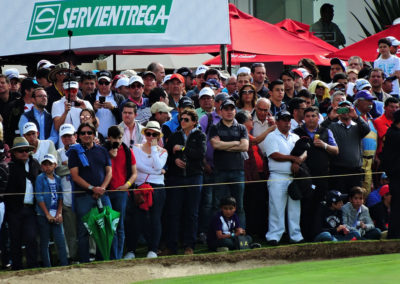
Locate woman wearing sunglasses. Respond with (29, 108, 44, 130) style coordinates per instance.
(164, 108, 206, 255)
(236, 84, 258, 113)
(125, 121, 168, 259)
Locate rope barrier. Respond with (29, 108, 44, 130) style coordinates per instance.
(2, 171, 384, 197)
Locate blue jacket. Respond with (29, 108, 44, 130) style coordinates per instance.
(20, 108, 58, 145)
(34, 173, 62, 216)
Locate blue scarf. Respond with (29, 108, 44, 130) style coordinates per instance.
(66, 144, 89, 167)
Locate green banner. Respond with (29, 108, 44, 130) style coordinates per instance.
(27, 0, 172, 40)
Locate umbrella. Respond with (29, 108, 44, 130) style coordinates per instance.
(82, 200, 120, 260)
(327, 23, 400, 61)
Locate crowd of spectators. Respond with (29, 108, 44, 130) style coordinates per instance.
(0, 36, 400, 269)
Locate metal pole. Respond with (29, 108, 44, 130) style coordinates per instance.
(228, 51, 232, 74)
(113, 54, 117, 75)
(220, 44, 227, 70)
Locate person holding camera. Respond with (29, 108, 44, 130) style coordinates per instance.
(105, 126, 137, 260)
(124, 121, 167, 259)
(322, 100, 370, 194)
(52, 77, 92, 132)
(87, 71, 125, 138)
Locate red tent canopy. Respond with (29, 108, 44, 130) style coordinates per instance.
(275, 19, 338, 52)
(327, 24, 400, 62)
(203, 53, 331, 66)
(123, 4, 334, 56)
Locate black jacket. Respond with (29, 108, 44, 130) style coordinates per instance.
(5, 156, 41, 212)
(369, 201, 389, 231)
(313, 203, 345, 237)
(166, 129, 206, 177)
(381, 125, 400, 177)
(87, 91, 125, 124)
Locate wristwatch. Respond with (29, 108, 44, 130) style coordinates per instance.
(88, 185, 94, 191)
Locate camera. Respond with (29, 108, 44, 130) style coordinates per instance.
(112, 142, 120, 149)
(337, 107, 349, 114)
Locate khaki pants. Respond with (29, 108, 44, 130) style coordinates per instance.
(362, 157, 374, 194)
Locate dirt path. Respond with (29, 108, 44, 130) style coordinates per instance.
(1, 241, 399, 283)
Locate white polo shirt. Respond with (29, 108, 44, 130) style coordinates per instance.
(264, 128, 299, 175)
(52, 97, 93, 130)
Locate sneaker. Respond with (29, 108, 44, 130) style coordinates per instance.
(124, 251, 135, 259)
(250, 243, 262, 249)
(89, 253, 96, 262)
(266, 240, 278, 246)
(146, 251, 158, 258)
(216, 247, 229, 252)
(184, 247, 194, 255)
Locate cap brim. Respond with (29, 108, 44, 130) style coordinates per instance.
(141, 128, 163, 137)
(98, 76, 111, 82)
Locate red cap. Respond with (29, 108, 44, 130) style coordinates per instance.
(379, 184, 390, 197)
(292, 69, 304, 78)
(170, 73, 184, 84)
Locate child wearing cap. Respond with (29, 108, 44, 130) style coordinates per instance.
(314, 190, 361, 242)
(342, 186, 381, 240)
(35, 154, 68, 267)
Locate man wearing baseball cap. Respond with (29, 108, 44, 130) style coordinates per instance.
(264, 111, 304, 245)
(187, 65, 209, 101)
(52, 77, 93, 132)
(141, 71, 157, 97)
(354, 91, 378, 192)
(196, 87, 215, 119)
(86, 70, 125, 137)
(167, 74, 185, 111)
(121, 75, 150, 125)
(114, 77, 130, 99)
(149, 101, 173, 126)
(22, 122, 57, 164)
(18, 87, 58, 145)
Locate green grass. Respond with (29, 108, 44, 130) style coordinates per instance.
(139, 253, 400, 284)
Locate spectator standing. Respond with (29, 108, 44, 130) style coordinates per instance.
(22, 122, 57, 162)
(251, 63, 269, 98)
(121, 75, 150, 125)
(119, 102, 144, 149)
(268, 80, 287, 115)
(79, 71, 97, 100)
(264, 111, 305, 245)
(210, 99, 249, 228)
(5, 137, 40, 270)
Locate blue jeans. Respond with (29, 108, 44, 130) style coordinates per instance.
(314, 231, 361, 242)
(108, 191, 128, 259)
(213, 170, 246, 228)
(127, 184, 166, 253)
(198, 173, 214, 234)
(74, 193, 117, 263)
(166, 175, 203, 252)
(37, 215, 68, 267)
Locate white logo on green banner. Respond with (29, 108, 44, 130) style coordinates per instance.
(27, 0, 172, 40)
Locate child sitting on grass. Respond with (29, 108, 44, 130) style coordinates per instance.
(207, 197, 260, 251)
(314, 190, 361, 242)
(342, 186, 381, 240)
(35, 154, 68, 267)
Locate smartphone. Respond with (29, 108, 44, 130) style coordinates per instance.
(99, 96, 106, 104)
(337, 107, 349, 114)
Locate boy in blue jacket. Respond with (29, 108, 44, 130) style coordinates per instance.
(35, 154, 68, 267)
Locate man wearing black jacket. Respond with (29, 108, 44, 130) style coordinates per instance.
(5, 137, 40, 270)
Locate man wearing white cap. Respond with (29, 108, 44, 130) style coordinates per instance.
(55, 123, 78, 261)
(87, 70, 125, 137)
(52, 78, 92, 132)
(187, 65, 209, 100)
(121, 75, 150, 125)
(196, 87, 215, 119)
(18, 87, 58, 145)
(236, 67, 252, 96)
(387, 36, 400, 56)
(115, 77, 130, 99)
(23, 122, 57, 163)
(4, 68, 22, 93)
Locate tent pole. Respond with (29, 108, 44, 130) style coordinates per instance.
(112, 54, 116, 75)
(220, 44, 227, 70)
(228, 51, 232, 74)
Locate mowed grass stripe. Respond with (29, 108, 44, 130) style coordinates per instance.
(139, 253, 400, 284)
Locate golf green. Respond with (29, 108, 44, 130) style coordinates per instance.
(141, 253, 400, 283)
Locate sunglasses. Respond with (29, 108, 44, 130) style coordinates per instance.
(145, 132, 160, 138)
(80, 115, 92, 119)
(98, 81, 110, 86)
(180, 117, 191, 123)
(241, 90, 255, 95)
(58, 72, 68, 76)
(79, 131, 94, 136)
(333, 87, 346, 92)
(16, 148, 30, 153)
(129, 84, 143, 89)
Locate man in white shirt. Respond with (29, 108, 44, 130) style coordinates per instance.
(52, 78, 92, 131)
(22, 122, 57, 162)
(263, 111, 305, 245)
(374, 37, 400, 97)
